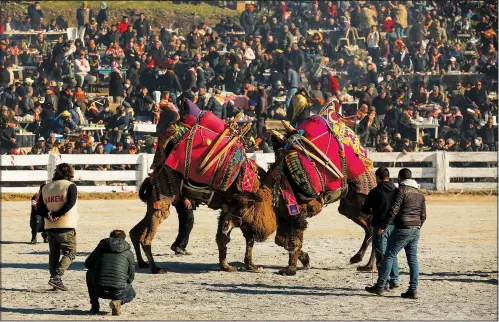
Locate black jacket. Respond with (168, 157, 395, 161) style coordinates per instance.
(384, 180, 426, 229)
(84, 237, 135, 289)
(362, 181, 398, 227)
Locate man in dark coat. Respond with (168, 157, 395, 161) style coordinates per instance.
(362, 167, 399, 289)
(132, 13, 151, 40)
(28, 2, 44, 28)
(240, 4, 255, 41)
(29, 191, 47, 244)
(366, 168, 426, 300)
(85, 230, 135, 315)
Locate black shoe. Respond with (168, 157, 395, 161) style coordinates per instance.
(401, 289, 418, 299)
(365, 285, 385, 295)
(171, 245, 188, 255)
(48, 278, 68, 291)
(30, 238, 37, 244)
(89, 306, 100, 315)
(390, 282, 400, 289)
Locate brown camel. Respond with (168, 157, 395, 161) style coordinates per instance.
(216, 154, 375, 275)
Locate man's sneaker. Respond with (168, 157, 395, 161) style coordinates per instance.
(30, 238, 37, 244)
(109, 300, 122, 316)
(89, 305, 100, 315)
(48, 278, 68, 291)
(390, 282, 400, 289)
(401, 290, 418, 299)
(365, 285, 385, 295)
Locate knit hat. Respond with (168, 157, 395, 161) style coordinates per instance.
(61, 110, 71, 118)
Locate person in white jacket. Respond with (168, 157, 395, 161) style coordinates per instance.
(74, 51, 97, 87)
(239, 42, 255, 68)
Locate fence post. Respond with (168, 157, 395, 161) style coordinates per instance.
(47, 153, 58, 182)
(137, 154, 149, 191)
(435, 151, 449, 191)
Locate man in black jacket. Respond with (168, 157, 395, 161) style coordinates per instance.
(366, 168, 426, 299)
(362, 167, 399, 289)
(85, 230, 135, 315)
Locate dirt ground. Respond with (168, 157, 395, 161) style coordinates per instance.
(1, 196, 497, 320)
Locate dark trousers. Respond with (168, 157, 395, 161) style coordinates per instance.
(86, 271, 136, 307)
(171, 201, 194, 249)
(47, 229, 77, 278)
(30, 214, 46, 239)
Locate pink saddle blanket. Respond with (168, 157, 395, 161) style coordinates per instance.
(295, 116, 366, 192)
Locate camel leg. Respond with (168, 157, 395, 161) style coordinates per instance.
(216, 217, 236, 272)
(242, 228, 259, 271)
(346, 214, 373, 271)
(130, 216, 150, 269)
(143, 207, 171, 274)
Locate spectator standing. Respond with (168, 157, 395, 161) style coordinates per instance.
(365, 168, 426, 300)
(240, 4, 256, 41)
(133, 13, 151, 40)
(480, 118, 497, 151)
(362, 167, 399, 290)
(28, 1, 44, 29)
(36, 163, 79, 292)
(109, 61, 124, 103)
(76, 1, 94, 45)
(85, 230, 136, 315)
(96, 2, 108, 26)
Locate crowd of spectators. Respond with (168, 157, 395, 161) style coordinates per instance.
(0, 0, 497, 164)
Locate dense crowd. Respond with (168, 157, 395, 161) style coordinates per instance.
(0, 0, 497, 161)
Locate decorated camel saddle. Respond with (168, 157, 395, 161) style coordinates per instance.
(270, 108, 376, 216)
(151, 99, 260, 208)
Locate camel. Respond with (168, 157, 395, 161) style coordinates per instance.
(130, 100, 375, 274)
(217, 138, 376, 275)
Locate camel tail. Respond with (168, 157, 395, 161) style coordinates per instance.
(139, 176, 153, 203)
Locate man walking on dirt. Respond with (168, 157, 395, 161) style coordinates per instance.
(362, 167, 399, 290)
(85, 229, 136, 316)
(36, 163, 79, 291)
(365, 168, 426, 299)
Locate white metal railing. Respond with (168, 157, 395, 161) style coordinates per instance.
(0, 152, 497, 194)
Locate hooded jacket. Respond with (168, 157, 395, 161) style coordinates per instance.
(85, 237, 135, 289)
(384, 179, 426, 229)
(362, 181, 398, 227)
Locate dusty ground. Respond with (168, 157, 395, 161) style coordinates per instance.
(1, 196, 497, 320)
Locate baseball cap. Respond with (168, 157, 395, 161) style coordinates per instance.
(38, 137, 46, 141)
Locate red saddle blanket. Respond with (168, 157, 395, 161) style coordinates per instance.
(165, 125, 245, 191)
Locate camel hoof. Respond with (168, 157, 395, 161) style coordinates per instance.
(350, 254, 363, 264)
(357, 265, 374, 272)
(137, 261, 149, 269)
(278, 267, 297, 276)
(151, 267, 169, 274)
(299, 253, 310, 269)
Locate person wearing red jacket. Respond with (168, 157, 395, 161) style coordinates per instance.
(326, 1, 337, 18)
(327, 73, 340, 96)
(382, 17, 395, 33)
(116, 16, 129, 34)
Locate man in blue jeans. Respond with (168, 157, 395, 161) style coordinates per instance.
(365, 168, 426, 299)
(362, 167, 399, 290)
